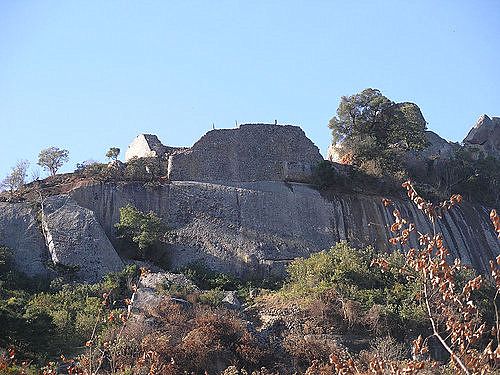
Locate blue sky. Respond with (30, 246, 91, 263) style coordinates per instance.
(0, 1, 499, 179)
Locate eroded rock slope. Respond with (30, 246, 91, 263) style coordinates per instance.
(71, 181, 499, 277)
(1, 180, 498, 281)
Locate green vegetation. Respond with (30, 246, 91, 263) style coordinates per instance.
(433, 148, 499, 206)
(115, 204, 165, 259)
(37, 146, 69, 176)
(312, 160, 401, 196)
(105, 147, 120, 161)
(179, 262, 281, 303)
(124, 156, 164, 181)
(328, 88, 427, 175)
(0, 249, 138, 365)
(279, 242, 427, 337)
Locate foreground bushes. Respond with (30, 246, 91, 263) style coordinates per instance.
(279, 242, 427, 338)
(0, 261, 138, 364)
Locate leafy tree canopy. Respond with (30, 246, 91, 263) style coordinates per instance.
(328, 88, 427, 174)
(37, 147, 69, 176)
(105, 147, 120, 161)
(115, 204, 164, 259)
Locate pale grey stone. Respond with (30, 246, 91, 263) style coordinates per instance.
(139, 271, 199, 292)
(70, 180, 499, 277)
(222, 291, 241, 309)
(125, 134, 185, 162)
(168, 124, 323, 183)
(42, 195, 124, 282)
(0, 201, 50, 277)
(463, 114, 500, 159)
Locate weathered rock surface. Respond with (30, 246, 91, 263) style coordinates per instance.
(134, 271, 199, 313)
(125, 134, 185, 162)
(167, 124, 323, 182)
(222, 291, 241, 309)
(139, 271, 198, 292)
(42, 195, 124, 282)
(69, 181, 499, 276)
(463, 114, 500, 159)
(0, 201, 50, 277)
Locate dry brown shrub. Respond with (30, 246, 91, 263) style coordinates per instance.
(363, 304, 384, 334)
(131, 304, 270, 374)
(341, 299, 362, 328)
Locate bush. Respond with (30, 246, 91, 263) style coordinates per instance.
(199, 289, 225, 306)
(0, 265, 137, 365)
(279, 242, 426, 337)
(115, 204, 166, 260)
(124, 157, 164, 181)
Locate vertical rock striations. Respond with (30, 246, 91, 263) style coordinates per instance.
(41, 195, 124, 282)
(0, 201, 50, 277)
(70, 181, 499, 277)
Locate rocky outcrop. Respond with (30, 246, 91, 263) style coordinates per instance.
(463, 114, 500, 159)
(41, 195, 124, 282)
(1, 180, 498, 280)
(69, 181, 499, 277)
(0, 201, 50, 277)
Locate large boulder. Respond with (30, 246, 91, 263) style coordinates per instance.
(0, 201, 50, 277)
(42, 195, 124, 282)
(463, 114, 500, 159)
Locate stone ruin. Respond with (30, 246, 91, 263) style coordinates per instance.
(125, 134, 185, 161)
(125, 124, 324, 183)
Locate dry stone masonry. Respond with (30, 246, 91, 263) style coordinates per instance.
(127, 124, 323, 183)
(125, 134, 185, 162)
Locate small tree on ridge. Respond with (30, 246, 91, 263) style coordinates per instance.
(37, 147, 69, 176)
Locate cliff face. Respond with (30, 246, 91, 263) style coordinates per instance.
(70, 181, 498, 277)
(1, 180, 498, 281)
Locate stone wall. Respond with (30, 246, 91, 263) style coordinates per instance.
(125, 134, 185, 162)
(167, 124, 323, 182)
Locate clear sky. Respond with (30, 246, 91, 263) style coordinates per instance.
(0, 1, 499, 179)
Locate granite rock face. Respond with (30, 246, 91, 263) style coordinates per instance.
(1, 180, 498, 280)
(70, 181, 499, 277)
(42, 195, 124, 282)
(463, 114, 500, 159)
(0, 201, 50, 277)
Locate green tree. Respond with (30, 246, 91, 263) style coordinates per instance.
(105, 147, 120, 161)
(115, 204, 164, 259)
(328, 88, 427, 175)
(37, 147, 69, 176)
(1, 160, 29, 193)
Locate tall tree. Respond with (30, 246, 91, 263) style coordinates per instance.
(328, 88, 427, 174)
(37, 147, 69, 176)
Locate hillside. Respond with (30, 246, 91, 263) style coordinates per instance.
(0, 121, 499, 373)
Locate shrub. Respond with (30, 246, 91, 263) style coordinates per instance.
(115, 204, 166, 259)
(124, 157, 164, 181)
(199, 289, 225, 306)
(280, 242, 427, 337)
